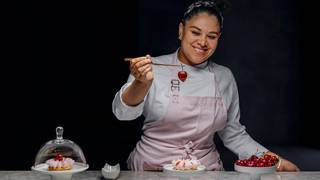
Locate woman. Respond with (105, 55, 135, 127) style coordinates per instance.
(112, 0, 299, 171)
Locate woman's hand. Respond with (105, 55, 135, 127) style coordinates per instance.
(265, 151, 300, 172)
(122, 55, 153, 106)
(129, 55, 153, 84)
(277, 158, 300, 172)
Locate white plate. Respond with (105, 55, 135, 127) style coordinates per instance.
(32, 162, 89, 175)
(163, 164, 206, 176)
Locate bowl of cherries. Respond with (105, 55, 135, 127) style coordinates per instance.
(234, 152, 279, 180)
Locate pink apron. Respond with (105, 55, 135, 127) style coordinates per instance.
(127, 63, 228, 171)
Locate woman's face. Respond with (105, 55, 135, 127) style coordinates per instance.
(178, 12, 221, 66)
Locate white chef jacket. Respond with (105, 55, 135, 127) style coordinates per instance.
(112, 50, 268, 159)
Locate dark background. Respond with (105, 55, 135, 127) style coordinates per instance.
(2, 0, 319, 170)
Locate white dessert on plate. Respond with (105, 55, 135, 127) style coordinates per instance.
(46, 153, 75, 171)
(171, 158, 201, 171)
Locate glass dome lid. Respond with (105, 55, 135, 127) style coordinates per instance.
(33, 126, 87, 167)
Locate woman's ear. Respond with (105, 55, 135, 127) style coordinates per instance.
(178, 23, 184, 40)
(218, 32, 222, 39)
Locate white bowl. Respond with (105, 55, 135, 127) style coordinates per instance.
(234, 163, 276, 180)
(101, 163, 120, 180)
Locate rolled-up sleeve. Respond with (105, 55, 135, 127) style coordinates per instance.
(217, 68, 268, 158)
(112, 75, 146, 121)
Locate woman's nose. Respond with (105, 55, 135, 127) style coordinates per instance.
(198, 37, 207, 47)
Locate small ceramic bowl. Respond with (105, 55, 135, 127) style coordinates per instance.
(101, 163, 120, 179)
(234, 163, 276, 180)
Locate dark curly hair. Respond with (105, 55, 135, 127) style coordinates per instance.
(182, 0, 230, 30)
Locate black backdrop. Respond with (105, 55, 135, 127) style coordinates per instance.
(2, 0, 319, 170)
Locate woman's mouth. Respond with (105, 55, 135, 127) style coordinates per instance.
(193, 46, 207, 55)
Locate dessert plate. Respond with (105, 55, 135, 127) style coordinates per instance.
(32, 162, 89, 180)
(163, 164, 206, 176)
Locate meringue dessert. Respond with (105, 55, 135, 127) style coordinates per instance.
(172, 158, 201, 171)
(46, 153, 75, 171)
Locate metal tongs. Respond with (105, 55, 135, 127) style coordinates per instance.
(124, 58, 180, 67)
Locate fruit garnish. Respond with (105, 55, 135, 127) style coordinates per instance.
(54, 153, 63, 161)
(178, 71, 187, 82)
(178, 64, 187, 82)
(235, 152, 279, 167)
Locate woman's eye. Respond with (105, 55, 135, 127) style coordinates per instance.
(208, 36, 217, 39)
(191, 31, 201, 36)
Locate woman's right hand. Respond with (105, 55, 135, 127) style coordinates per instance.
(122, 55, 153, 106)
(129, 55, 153, 84)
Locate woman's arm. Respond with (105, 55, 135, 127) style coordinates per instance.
(112, 55, 153, 120)
(122, 79, 152, 106)
(216, 66, 299, 172)
(217, 67, 268, 157)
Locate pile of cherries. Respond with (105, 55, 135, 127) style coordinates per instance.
(235, 153, 279, 167)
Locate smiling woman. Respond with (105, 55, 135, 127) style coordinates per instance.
(112, 0, 299, 171)
(178, 12, 221, 65)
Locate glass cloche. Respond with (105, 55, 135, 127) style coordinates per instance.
(32, 126, 89, 180)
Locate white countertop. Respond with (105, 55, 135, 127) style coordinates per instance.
(1, 171, 320, 180)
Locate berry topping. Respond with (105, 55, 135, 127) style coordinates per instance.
(54, 153, 63, 161)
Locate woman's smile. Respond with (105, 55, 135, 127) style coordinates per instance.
(192, 45, 208, 55)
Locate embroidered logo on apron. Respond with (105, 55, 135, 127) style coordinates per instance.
(171, 79, 180, 103)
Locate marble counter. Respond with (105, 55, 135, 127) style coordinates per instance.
(0, 171, 319, 180)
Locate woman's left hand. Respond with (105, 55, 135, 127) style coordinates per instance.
(277, 158, 300, 172)
(265, 151, 299, 172)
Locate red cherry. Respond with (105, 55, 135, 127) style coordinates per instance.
(247, 161, 255, 167)
(261, 159, 267, 164)
(257, 162, 265, 167)
(267, 162, 274, 167)
(242, 160, 248, 166)
(253, 158, 259, 164)
(271, 155, 279, 162)
(263, 154, 272, 160)
(55, 153, 63, 161)
(249, 155, 259, 161)
(178, 71, 187, 82)
(235, 160, 242, 166)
